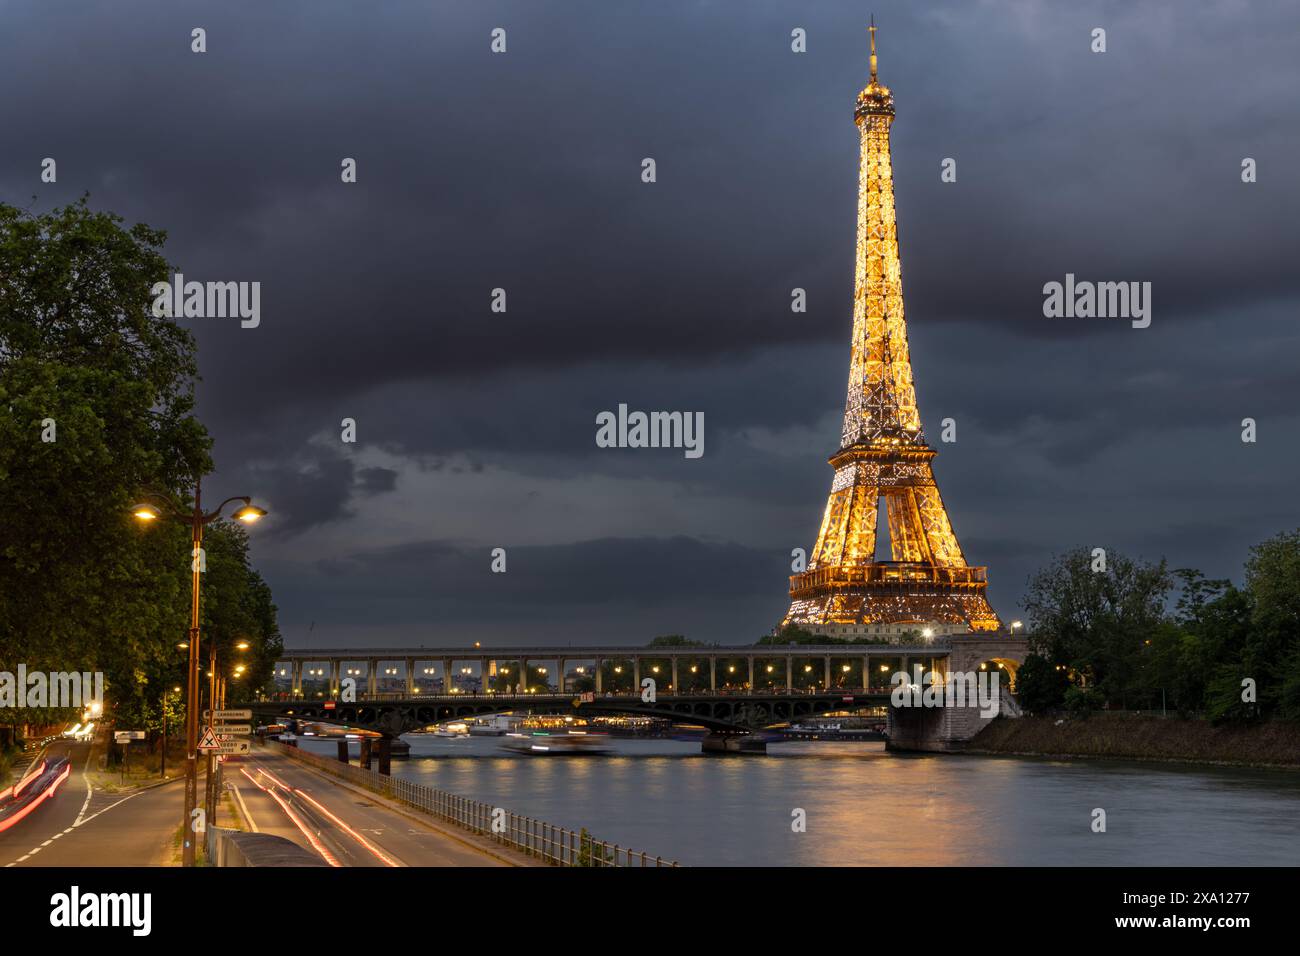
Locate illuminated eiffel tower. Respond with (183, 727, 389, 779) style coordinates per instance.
(784, 22, 1000, 634)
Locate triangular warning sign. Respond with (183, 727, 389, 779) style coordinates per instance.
(198, 726, 220, 750)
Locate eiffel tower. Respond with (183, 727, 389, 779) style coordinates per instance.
(784, 22, 1000, 634)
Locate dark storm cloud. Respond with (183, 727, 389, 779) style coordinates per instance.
(261, 535, 787, 647)
(4, 1, 1297, 644)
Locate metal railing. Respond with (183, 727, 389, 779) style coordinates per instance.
(264, 739, 676, 867)
(790, 562, 988, 592)
(257, 685, 898, 703)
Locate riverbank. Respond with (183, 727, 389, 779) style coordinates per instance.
(969, 713, 1300, 769)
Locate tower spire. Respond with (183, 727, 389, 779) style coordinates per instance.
(783, 27, 1000, 636)
(869, 15, 878, 83)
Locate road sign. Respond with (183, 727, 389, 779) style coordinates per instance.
(114, 731, 146, 742)
(214, 740, 250, 756)
(214, 724, 251, 736)
(197, 726, 221, 751)
(203, 709, 252, 721)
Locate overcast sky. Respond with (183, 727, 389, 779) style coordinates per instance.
(4, 0, 1297, 649)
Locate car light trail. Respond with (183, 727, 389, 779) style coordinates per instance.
(0, 764, 69, 833)
(240, 767, 341, 867)
(292, 790, 401, 867)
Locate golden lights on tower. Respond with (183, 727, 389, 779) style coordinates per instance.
(785, 23, 1000, 633)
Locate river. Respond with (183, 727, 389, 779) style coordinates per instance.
(297, 735, 1300, 866)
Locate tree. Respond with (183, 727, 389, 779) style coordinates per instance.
(0, 199, 209, 732)
(1242, 530, 1300, 716)
(1013, 653, 1069, 714)
(1023, 547, 1171, 708)
(648, 634, 706, 647)
(0, 198, 277, 732)
(1064, 685, 1103, 719)
(756, 624, 822, 646)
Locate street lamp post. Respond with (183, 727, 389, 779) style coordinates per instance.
(161, 685, 181, 779)
(132, 479, 265, 867)
(204, 642, 249, 831)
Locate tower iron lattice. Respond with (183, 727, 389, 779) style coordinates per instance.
(784, 22, 1000, 633)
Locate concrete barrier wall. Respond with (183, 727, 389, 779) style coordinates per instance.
(208, 825, 324, 867)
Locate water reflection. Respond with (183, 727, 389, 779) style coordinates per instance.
(297, 736, 1300, 866)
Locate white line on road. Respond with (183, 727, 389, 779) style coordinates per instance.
(72, 745, 94, 826)
(228, 781, 259, 832)
(4, 770, 181, 867)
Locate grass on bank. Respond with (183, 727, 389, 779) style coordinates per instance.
(972, 713, 1300, 768)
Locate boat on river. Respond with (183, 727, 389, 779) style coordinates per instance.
(500, 731, 611, 756)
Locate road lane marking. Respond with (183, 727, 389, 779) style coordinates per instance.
(5, 788, 148, 866)
(72, 747, 94, 826)
(228, 781, 259, 832)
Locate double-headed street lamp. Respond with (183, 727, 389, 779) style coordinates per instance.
(132, 479, 266, 867)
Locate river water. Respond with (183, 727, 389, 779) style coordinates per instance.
(297, 735, 1300, 866)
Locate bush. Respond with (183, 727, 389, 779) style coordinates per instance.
(1014, 653, 1069, 713)
(1064, 686, 1104, 719)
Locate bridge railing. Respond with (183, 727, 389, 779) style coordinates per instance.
(256, 685, 902, 703)
(263, 739, 676, 867)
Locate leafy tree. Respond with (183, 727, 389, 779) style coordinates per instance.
(0, 198, 207, 732)
(1063, 685, 1103, 719)
(0, 198, 277, 734)
(1242, 530, 1300, 716)
(1013, 653, 1069, 713)
(193, 521, 281, 705)
(648, 634, 706, 647)
(757, 624, 822, 646)
(1023, 547, 1171, 708)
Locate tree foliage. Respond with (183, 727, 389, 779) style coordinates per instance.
(1013, 653, 1069, 714)
(0, 198, 277, 731)
(1021, 536, 1300, 724)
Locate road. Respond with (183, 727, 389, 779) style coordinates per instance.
(0, 740, 180, 867)
(0, 740, 515, 867)
(226, 747, 513, 867)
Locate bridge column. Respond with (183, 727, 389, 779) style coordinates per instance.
(671, 657, 678, 694)
(518, 661, 527, 694)
(709, 657, 716, 691)
(405, 659, 414, 696)
(367, 661, 377, 697)
(900, 655, 910, 686)
(291, 661, 302, 697)
(823, 655, 831, 690)
(786, 655, 792, 690)
(633, 658, 640, 693)
(558, 659, 566, 694)
(330, 660, 340, 697)
(862, 655, 869, 689)
(595, 658, 603, 694)
(442, 659, 453, 695)
(747, 657, 754, 692)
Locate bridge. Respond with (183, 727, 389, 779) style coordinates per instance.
(253, 636, 1028, 753)
(251, 688, 893, 736)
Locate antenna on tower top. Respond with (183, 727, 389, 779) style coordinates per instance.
(869, 14, 878, 83)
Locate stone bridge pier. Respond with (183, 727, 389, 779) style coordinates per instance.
(886, 637, 1028, 753)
